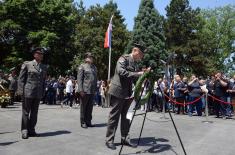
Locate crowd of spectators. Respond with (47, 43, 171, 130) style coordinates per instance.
(40, 75, 111, 108)
(1, 68, 235, 119)
(144, 72, 235, 119)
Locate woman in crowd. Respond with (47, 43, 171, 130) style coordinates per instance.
(100, 80, 108, 108)
(173, 75, 186, 114)
(57, 78, 66, 102)
(187, 74, 203, 116)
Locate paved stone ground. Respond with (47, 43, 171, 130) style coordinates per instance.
(0, 103, 235, 155)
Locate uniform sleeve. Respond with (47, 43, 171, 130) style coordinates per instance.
(77, 65, 84, 93)
(42, 65, 48, 95)
(94, 65, 98, 92)
(17, 62, 28, 95)
(116, 57, 139, 78)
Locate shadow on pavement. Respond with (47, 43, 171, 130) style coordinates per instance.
(115, 137, 169, 146)
(93, 123, 107, 128)
(132, 137, 169, 146)
(0, 141, 18, 146)
(120, 137, 174, 154)
(4, 106, 19, 109)
(39, 130, 71, 137)
(0, 131, 15, 134)
(147, 143, 172, 153)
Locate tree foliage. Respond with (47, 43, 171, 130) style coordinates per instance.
(128, 0, 167, 75)
(0, 0, 77, 75)
(0, 0, 234, 78)
(165, 0, 235, 76)
(72, 0, 130, 80)
(164, 0, 206, 76)
(200, 5, 235, 74)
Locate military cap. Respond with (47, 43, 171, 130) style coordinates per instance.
(84, 52, 94, 58)
(133, 43, 147, 53)
(31, 47, 45, 54)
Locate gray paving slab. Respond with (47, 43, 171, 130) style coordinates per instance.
(0, 103, 235, 155)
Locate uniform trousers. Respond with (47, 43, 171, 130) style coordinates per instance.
(21, 98, 40, 133)
(106, 95, 132, 143)
(80, 94, 94, 125)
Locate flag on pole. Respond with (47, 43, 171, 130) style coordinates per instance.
(104, 15, 113, 48)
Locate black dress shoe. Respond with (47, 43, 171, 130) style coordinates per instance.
(22, 132, 28, 139)
(121, 139, 137, 148)
(81, 123, 88, 128)
(105, 142, 116, 150)
(28, 132, 40, 137)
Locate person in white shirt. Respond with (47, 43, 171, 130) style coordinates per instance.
(61, 77, 74, 108)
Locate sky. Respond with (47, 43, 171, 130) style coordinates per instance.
(78, 0, 235, 30)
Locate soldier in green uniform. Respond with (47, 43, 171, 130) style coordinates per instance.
(105, 43, 149, 150)
(77, 52, 97, 128)
(17, 47, 47, 139)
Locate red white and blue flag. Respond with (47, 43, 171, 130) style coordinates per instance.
(104, 15, 113, 48)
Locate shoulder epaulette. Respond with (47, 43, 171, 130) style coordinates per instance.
(121, 54, 130, 58)
(23, 61, 30, 64)
(78, 63, 85, 70)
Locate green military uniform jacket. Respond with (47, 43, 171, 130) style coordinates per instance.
(108, 54, 140, 99)
(17, 60, 47, 99)
(77, 62, 97, 94)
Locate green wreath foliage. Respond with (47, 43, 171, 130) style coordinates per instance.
(134, 72, 155, 105)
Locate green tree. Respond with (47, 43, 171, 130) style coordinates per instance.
(200, 5, 235, 74)
(164, 0, 205, 76)
(128, 0, 166, 75)
(0, 0, 77, 75)
(72, 0, 130, 80)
